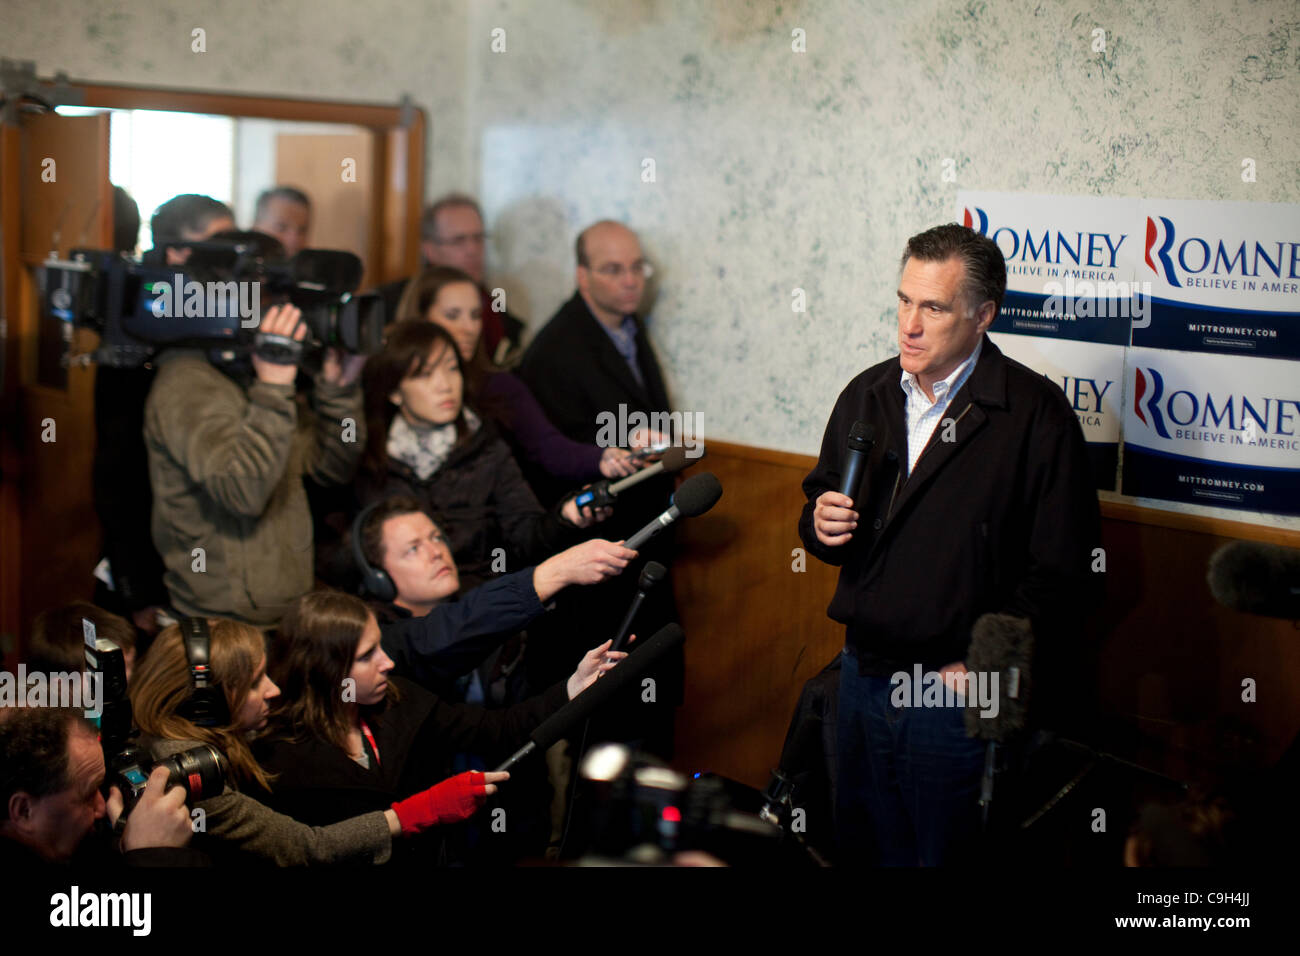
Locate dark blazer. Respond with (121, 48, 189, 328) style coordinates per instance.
(518, 292, 671, 447)
(798, 335, 1102, 689)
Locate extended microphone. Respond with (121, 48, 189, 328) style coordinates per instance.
(623, 472, 723, 551)
(1208, 541, 1300, 619)
(573, 446, 699, 510)
(837, 420, 875, 503)
(494, 623, 686, 772)
(610, 561, 667, 653)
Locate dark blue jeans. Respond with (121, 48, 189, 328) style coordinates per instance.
(836, 646, 987, 866)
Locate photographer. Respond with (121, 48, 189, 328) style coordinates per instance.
(144, 302, 366, 625)
(0, 707, 200, 866)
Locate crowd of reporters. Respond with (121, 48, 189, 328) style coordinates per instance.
(3, 186, 670, 867)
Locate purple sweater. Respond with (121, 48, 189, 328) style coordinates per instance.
(483, 371, 604, 481)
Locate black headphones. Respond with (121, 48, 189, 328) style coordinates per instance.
(352, 500, 397, 602)
(176, 617, 231, 728)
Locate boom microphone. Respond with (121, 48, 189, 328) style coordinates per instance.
(624, 472, 723, 551)
(838, 420, 875, 503)
(494, 623, 686, 772)
(962, 612, 1033, 742)
(1208, 541, 1300, 620)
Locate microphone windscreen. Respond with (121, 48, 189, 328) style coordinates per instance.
(1208, 541, 1300, 619)
(660, 446, 691, 473)
(530, 624, 685, 752)
(671, 472, 723, 517)
(638, 561, 668, 589)
(847, 420, 875, 450)
(963, 613, 1033, 742)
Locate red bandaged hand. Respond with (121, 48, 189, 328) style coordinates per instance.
(391, 771, 490, 836)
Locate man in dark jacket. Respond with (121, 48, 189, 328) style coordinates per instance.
(516, 221, 681, 757)
(798, 223, 1101, 866)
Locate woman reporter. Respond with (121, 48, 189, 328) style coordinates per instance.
(360, 320, 605, 590)
(130, 619, 501, 865)
(253, 590, 623, 851)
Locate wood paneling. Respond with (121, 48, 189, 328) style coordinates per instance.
(672, 440, 1300, 791)
(672, 442, 842, 787)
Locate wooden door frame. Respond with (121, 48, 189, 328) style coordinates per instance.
(70, 80, 426, 284)
(0, 81, 425, 663)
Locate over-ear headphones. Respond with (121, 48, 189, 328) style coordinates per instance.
(176, 617, 231, 728)
(352, 500, 397, 602)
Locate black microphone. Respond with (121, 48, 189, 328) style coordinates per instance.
(494, 623, 686, 773)
(624, 472, 722, 551)
(572, 447, 698, 510)
(610, 562, 667, 653)
(837, 420, 875, 503)
(1208, 541, 1300, 620)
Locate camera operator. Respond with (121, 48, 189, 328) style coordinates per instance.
(0, 707, 200, 866)
(93, 193, 237, 640)
(144, 301, 366, 625)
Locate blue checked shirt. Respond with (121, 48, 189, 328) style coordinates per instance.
(899, 337, 983, 478)
(600, 315, 644, 388)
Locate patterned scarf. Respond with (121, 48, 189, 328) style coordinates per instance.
(387, 407, 480, 480)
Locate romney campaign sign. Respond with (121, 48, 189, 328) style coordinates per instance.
(1135, 199, 1300, 360)
(1122, 347, 1300, 515)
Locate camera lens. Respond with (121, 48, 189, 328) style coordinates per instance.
(159, 744, 229, 801)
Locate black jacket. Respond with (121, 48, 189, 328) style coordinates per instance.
(358, 422, 577, 589)
(798, 335, 1101, 680)
(252, 676, 568, 829)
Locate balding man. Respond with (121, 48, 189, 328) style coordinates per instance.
(517, 221, 680, 758)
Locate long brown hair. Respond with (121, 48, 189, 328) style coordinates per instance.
(268, 590, 398, 755)
(361, 319, 473, 481)
(130, 620, 274, 791)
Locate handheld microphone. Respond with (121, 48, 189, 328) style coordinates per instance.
(1208, 541, 1300, 620)
(837, 420, 875, 503)
(494, 623, 686, 773)
(610, 562, 667, 653)
(573, 447, 698, 510)
(624, 472, 722, 551)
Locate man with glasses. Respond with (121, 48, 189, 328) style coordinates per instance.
(518, 220, 681, 762)
(376, 194, 525, 365)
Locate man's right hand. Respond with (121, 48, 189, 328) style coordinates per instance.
(251, 303, 307, 386)
(533, 539, 637, 602)
(813, 491, 858, 547)
(108, 765, 194, 852)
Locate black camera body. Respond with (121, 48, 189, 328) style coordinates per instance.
(45, 235, 385, 371)
(85, 632, 228, 820)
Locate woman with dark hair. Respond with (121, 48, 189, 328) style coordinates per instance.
(131, 619, 498, 865)
(359, 319, 606, 590)
(395, 266, 648, 483)
(253, 589, 623, 855)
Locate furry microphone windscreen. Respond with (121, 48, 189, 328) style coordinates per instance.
(963, 613, 1034, 741)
